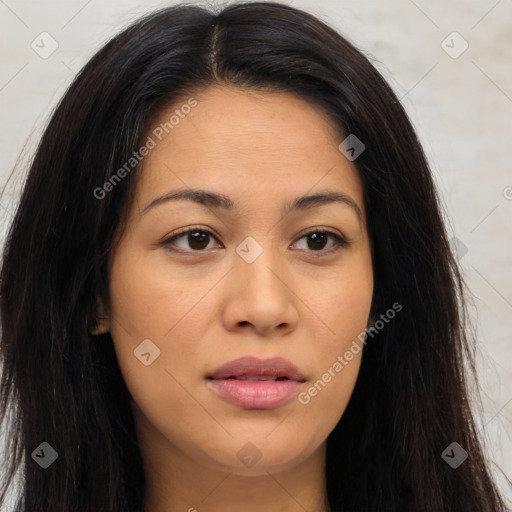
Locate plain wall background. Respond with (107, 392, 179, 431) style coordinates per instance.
(1, 0, 511, 508)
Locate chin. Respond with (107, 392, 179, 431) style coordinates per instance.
(202, 435, 317, 476)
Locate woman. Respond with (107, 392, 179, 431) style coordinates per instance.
(0, 2, 506, 511)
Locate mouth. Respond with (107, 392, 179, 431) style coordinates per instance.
(205, 356, 306, 409)
(206, 355, 306, 382)
(207, 375, 293, 381)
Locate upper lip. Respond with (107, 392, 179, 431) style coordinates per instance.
(207, 356, 306, 382)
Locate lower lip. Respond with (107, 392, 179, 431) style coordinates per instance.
(206, 379, 303, 409)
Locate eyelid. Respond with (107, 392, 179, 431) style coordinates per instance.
(162, 225, 350, 255)
(294, 226, 347, 243)
(293, 226, 349, 256)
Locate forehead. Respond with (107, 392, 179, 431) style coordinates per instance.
(133, 85, 364, 216)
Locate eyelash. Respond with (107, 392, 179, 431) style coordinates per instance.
(162, 225, 349, 257)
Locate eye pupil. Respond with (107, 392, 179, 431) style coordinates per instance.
(307, 232, 328, 250)
(188, 231, 209, 250)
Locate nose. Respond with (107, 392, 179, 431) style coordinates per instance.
(221, 238, 299, 337)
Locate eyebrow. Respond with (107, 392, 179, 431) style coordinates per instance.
(140, 188, 362, 220)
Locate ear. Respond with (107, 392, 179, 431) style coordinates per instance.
(89, 295, 110, 335)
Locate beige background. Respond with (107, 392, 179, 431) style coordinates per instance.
(1, 0, 511, 508)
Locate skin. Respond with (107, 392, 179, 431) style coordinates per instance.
(93, 84, 374, 512)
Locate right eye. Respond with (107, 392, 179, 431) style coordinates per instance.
(162, 226, 223, 253)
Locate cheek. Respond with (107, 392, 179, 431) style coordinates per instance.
(296, 291, 365, 438)
(106, 249, 213, 444)
(106, 247, 214, 394)
(297, 254, 372, 428)
(108, 244, 220, 346)
(312, 253, 373, 349)
(108, 251, 182, 339)
(297, 352, 362, 432)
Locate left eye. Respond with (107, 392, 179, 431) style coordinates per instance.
(163, 226, 348, 255)
(293, 230, 349, 254)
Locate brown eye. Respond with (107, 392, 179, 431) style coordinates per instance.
(163, 227, 220, 252)
(184, 231, 211, 250)
(292, 229, 349, 255)
(305, 232, 329, 251)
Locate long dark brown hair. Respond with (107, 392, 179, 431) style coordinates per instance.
(0, 2, 506, 511)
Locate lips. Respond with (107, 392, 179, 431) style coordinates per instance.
(206, 356, 306, 382)
(206, 356, 306, 409)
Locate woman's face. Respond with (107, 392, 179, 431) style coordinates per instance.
(100, 85, 373, 476)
